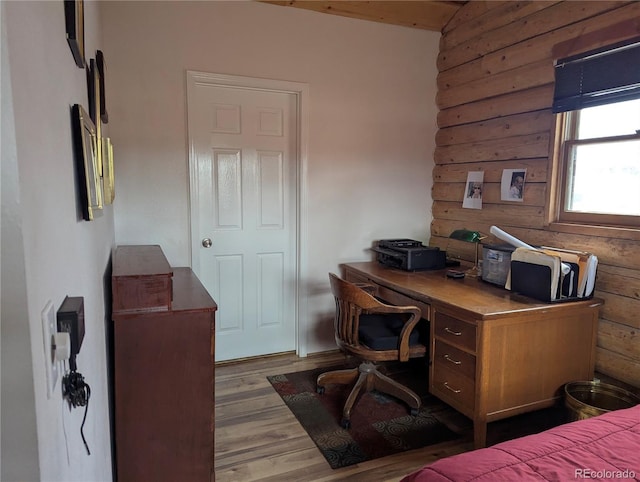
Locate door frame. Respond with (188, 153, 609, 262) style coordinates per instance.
(186, 70, 310, 357)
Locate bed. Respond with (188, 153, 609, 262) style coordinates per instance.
(401, 405, 640, 481)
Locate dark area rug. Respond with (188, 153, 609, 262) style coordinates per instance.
(267, 360, 460, 469)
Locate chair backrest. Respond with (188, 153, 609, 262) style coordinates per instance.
(328, 273, 423, 362)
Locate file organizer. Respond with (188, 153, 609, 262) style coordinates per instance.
(508, 247, 597, 303)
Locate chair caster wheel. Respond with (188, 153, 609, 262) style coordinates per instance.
(341, 418, 351, 429)
(410, 408, 419, 417)
(316, 386, 325, 395)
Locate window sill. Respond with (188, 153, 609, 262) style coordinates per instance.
(547, 222, 640, 241)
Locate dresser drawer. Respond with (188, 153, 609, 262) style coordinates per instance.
(433, 340, 475, 380)
(432, 362, 475, 414)
(433, 312, 476, 353)
(377, 285, 431, 321)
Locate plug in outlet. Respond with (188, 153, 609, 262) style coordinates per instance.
(41, 301, 60, 398)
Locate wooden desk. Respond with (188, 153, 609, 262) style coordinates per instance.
(342, 262, 602, 448)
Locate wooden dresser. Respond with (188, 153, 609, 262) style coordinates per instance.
(112, 245, 217, 481)
(342, 261, 602, 448)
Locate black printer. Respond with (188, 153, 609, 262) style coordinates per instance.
(372, 239, 446, 271)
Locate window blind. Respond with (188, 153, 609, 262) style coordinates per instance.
(552, 39, 640, 113)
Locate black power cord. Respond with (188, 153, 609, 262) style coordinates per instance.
(62, 371, 91, 455)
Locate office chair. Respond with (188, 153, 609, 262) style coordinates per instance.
(317, 273, 427, 428)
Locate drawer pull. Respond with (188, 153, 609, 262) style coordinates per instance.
(444, 327, 462, 336)
(444, 354, 461, 365)
(443, 382, 461, 394)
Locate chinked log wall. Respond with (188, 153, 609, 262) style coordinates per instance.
(430, 0, 640, 387)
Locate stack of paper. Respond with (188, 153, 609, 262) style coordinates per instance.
(508, 248, 561, 301)
(540, 247, 598, 298)
(507, 247, 598, 301)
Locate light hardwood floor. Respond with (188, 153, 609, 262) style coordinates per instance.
(214, 351, 473, 482)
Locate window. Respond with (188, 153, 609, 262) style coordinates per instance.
(552, 40, 640, 228)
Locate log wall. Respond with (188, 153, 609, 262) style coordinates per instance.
(431, 1, 640, 387)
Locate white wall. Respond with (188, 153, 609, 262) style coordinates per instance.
(2, 1, 114, 480)
(101, 1, 440, 353)
(1, 4, 40, 480)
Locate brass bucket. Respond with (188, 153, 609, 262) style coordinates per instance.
(565, 381, 640, 422)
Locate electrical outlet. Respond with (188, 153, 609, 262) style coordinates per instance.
(41, 301, 60, 398)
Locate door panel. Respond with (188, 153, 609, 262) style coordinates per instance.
(258, 151, 284, 228)
(213, 149, 242, 229)
(216, 255, 243, 332)
(258, 252, 284, 326)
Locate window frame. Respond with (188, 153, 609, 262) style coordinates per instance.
(548, 27, 640, 239)
(553, 102, 640, 230)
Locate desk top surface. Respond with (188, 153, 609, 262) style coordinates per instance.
(343, 262, 602, 319)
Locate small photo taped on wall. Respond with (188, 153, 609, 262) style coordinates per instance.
(501, 169, 526, 202)
(463, 171, 484, 210)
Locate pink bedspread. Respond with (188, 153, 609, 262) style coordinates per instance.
(402, 405, 639, 482)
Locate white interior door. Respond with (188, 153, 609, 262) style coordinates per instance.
(187, 73, 298, 362)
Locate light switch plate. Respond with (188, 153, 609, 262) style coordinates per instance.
(41, 301, 60, 398)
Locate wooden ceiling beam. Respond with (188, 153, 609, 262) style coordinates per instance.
(261, 1, 465, 32)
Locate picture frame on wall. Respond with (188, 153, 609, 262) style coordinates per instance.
(87, 58, 102, 175)
(64, 0, 85, 68)
(96, 50, 109, 123)
(102, 137, 115, 204)
(71, 104, 103, 220)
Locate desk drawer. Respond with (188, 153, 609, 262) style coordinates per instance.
(376, 286, 431, 321)
(432, 362, 475, 414)
(433, 340, 475, 380)
(345, 271, 376, 290)
(433, 312, 476, 353)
